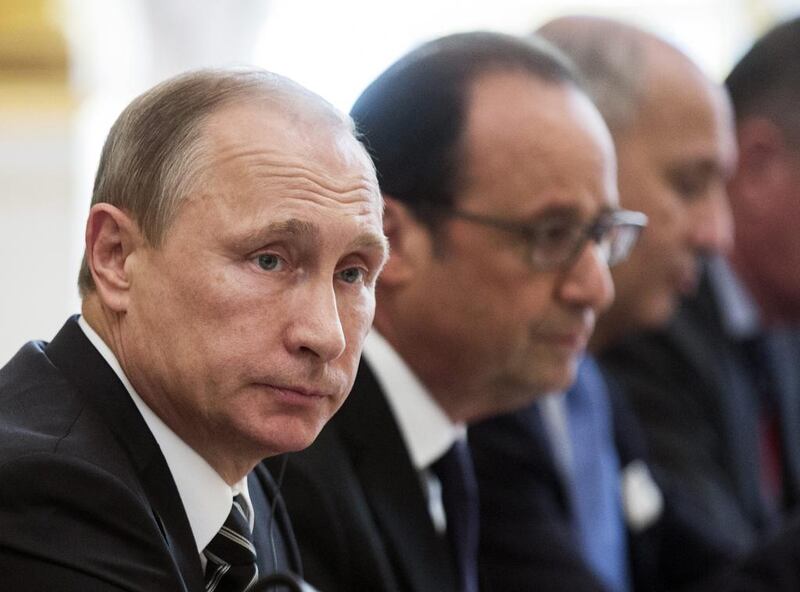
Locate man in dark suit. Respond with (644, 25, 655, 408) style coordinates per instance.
(601, 16, 800, 560)
(470, 16, 740, 592)
(0, 68, 389, 591)
(265, 31, 648, 592)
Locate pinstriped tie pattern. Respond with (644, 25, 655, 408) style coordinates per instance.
(204, 494, 258, 592)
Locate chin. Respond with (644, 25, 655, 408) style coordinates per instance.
(635, 293, 678, 332)
(549, 366, 580, 395)
(249, 416, 328, 458)
(512, 365, 579, 408)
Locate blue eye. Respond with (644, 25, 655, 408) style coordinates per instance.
(257, 254, 281, 271)
(338, 267, 365, 284)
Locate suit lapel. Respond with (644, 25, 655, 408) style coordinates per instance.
(45, 317, 204, 592)
(248, 463, 302, 578)
(764, 329, 800, 505)
(677, 275, 767, 521)
(337, 360, 457, 592)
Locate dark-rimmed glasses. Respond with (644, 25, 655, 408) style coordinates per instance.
(432, 206, 647, 271)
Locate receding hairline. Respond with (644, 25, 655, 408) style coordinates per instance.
(160, 68, 351, 124)
(537, 15, 711, 135)
(172, 71, 358, 176)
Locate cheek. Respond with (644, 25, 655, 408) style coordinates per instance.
(341, 287, 376, 333)
(620, 161, 682, 241)
(636, 189, 687, 262)
(338, 290, 377, 355)
(163, 270, 289, 374)
(511, 283, 553, 326)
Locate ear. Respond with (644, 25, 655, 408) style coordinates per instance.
(730, 117, 789, 219)
(84, 203, 142, 312)
(378, 196, 434, 288)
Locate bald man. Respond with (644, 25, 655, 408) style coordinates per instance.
(602, 14, 800, 562)
(469, 17, 737, 592)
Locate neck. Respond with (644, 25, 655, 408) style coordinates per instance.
(82, 296, 255, 486)
(372, 314, 477, 424)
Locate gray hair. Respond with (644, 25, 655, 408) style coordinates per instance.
(537, 17, 646, 134)
(78, 68, 356, 296)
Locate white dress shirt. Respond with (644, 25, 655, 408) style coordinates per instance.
(362, 330, 465, 534)
(77, 316, 251, 569)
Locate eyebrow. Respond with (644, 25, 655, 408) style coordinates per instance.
(668, 158, 726, 177)
(241, 218, 389, 257)
(351, 231, 390, 258)
(523, 203, 614, 223)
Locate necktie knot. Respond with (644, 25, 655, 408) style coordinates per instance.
(204, 494, 258, 592)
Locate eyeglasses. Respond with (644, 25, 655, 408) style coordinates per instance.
(432, 206, 648, 271)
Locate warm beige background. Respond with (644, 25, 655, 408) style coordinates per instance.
(0, 0, 796, 364)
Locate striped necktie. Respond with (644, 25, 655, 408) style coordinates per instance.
(204, 494, 258, 592)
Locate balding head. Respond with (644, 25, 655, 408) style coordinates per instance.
(538, 16, 647, 134)
(538, 15, 716, 136)
(540, 16, 737, 348)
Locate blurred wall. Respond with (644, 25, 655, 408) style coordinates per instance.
(0, 0, 269, 363)
(1, 0, 797, 364)
(0, 0, 76, 363)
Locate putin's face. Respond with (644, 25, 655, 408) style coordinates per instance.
(122, 102, 387, 478)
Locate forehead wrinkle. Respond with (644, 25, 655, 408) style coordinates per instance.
(254, 164, 379, 206)
(216, 146, 379, 205)
(240, 218, 319, 247)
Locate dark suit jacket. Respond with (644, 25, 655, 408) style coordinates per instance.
(470, 395, 609, 592)
(0, 317, 300, 591)
(264, 359, 459, 592)
(470, 356, 736, 592)
(601, 269, 800, 555)
(686, 512, 800, 592)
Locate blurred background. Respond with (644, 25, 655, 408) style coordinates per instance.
(0, 0, 798, 363)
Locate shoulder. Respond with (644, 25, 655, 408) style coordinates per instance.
(0, 341, 142, 482)
(0, 339, 103, 461)
(0, 452, 182, 590)
(0, 329, 195, 591)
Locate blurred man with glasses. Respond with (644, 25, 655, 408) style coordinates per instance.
(470, 16, 738, 592)
(265, 31, 642, 592)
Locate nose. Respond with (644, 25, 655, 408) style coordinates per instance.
(558, 242, 615, 313)
(689, 188, 734, 256)
(285, 280, 347, 362)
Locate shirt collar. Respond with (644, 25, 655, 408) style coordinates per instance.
(77, 316, 251, 554)
(706, 255, 762, 340)
(362, 330, 464, 469)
